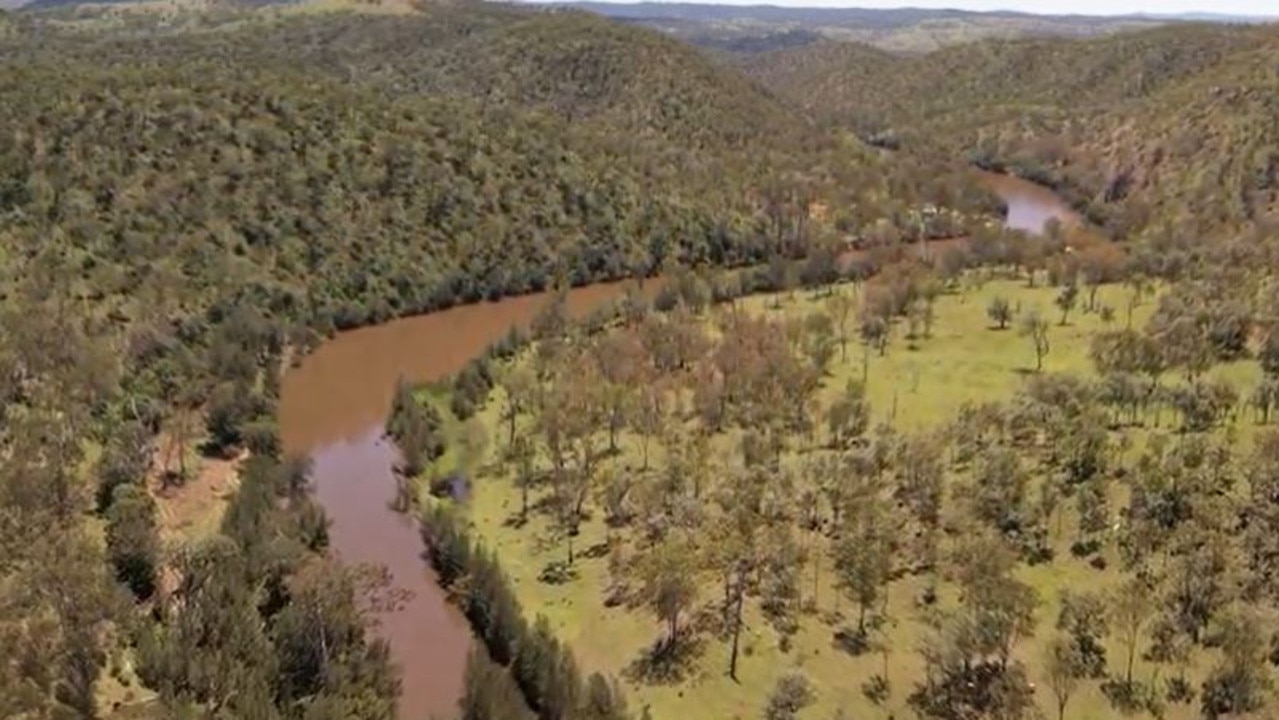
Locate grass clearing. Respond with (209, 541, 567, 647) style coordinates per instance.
(426, 275, 1266, 720)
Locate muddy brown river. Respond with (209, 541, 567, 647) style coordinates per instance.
(277, 174, 1079, 720)
(977, 170, 1081, 234)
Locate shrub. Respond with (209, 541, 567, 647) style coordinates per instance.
(766, 673, 815, 720)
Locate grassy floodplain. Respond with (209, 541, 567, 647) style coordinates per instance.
(409, 266, 1268, 720)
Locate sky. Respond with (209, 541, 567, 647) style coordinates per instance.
(569, 0, 1276, 17)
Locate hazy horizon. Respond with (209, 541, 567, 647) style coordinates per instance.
(541, 0, 1276, 18)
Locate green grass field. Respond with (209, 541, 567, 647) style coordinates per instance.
(427, 275, 1264, 720)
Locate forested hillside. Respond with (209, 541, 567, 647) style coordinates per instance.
(742, 22, 1279, 236)
(0, 7, 1000, 353)
(743, 24, 1263, 132)
(0, 4, 1000, 718)
(48, 6, 803, 151)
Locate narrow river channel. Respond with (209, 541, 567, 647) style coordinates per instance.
(277, 173, 1081, 720)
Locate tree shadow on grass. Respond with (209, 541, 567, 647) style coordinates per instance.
(624, 632, 706, 686)
(834, 610, 890, 653)
(833, 626, 872, 657)
(502, 512, 529, 529)
(529, 488, 562, 516)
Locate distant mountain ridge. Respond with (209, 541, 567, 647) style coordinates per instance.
(1136, 11, 1275, 22)
(553, 3, 1273, 24)
(8, 0, 1270, 37)
(543, 2, 1162, 52)
(543, 2, 1271, 52)
(558, 3, 1151, 24)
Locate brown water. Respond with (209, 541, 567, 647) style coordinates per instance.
(279, 280, 642, 720)
(977, 170, 1082, 234)
(277, 174, 1077, 720)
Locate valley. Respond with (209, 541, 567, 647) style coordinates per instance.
(281, 173, 1075, 720)
(2, 2, 1279, 720)
(392, 167, 1276, 720)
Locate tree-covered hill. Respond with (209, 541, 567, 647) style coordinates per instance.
(287, 8, 806, 150)
(741, 22, 1279, 235)
(21, 6, 806, 153)
(737, 40, 902, 134)
(3, 1, 1278, 717)
(0, 5, 998, 358)
(742, 23, 1268, 136)
(1, 59, 709, 323)
(1071, 36, 1279, 233)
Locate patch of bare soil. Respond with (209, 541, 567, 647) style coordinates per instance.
(148, 438, 246, 542)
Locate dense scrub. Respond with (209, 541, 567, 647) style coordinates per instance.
(3, 5, 1000, 218)
(0, 5, 1004, 394)
(0, 265, 396, 718)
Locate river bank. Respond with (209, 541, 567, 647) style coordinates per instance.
(278, 172, 1081, 720)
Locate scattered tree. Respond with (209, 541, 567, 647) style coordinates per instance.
(1021, 310, 1051, 372)
(826, 289, 858, 361)
(638, 532, 699, 650)
(1044, 635, 1083, 720)
(1055, 283, 1079, 326)
(987, 296, 1013, 330)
